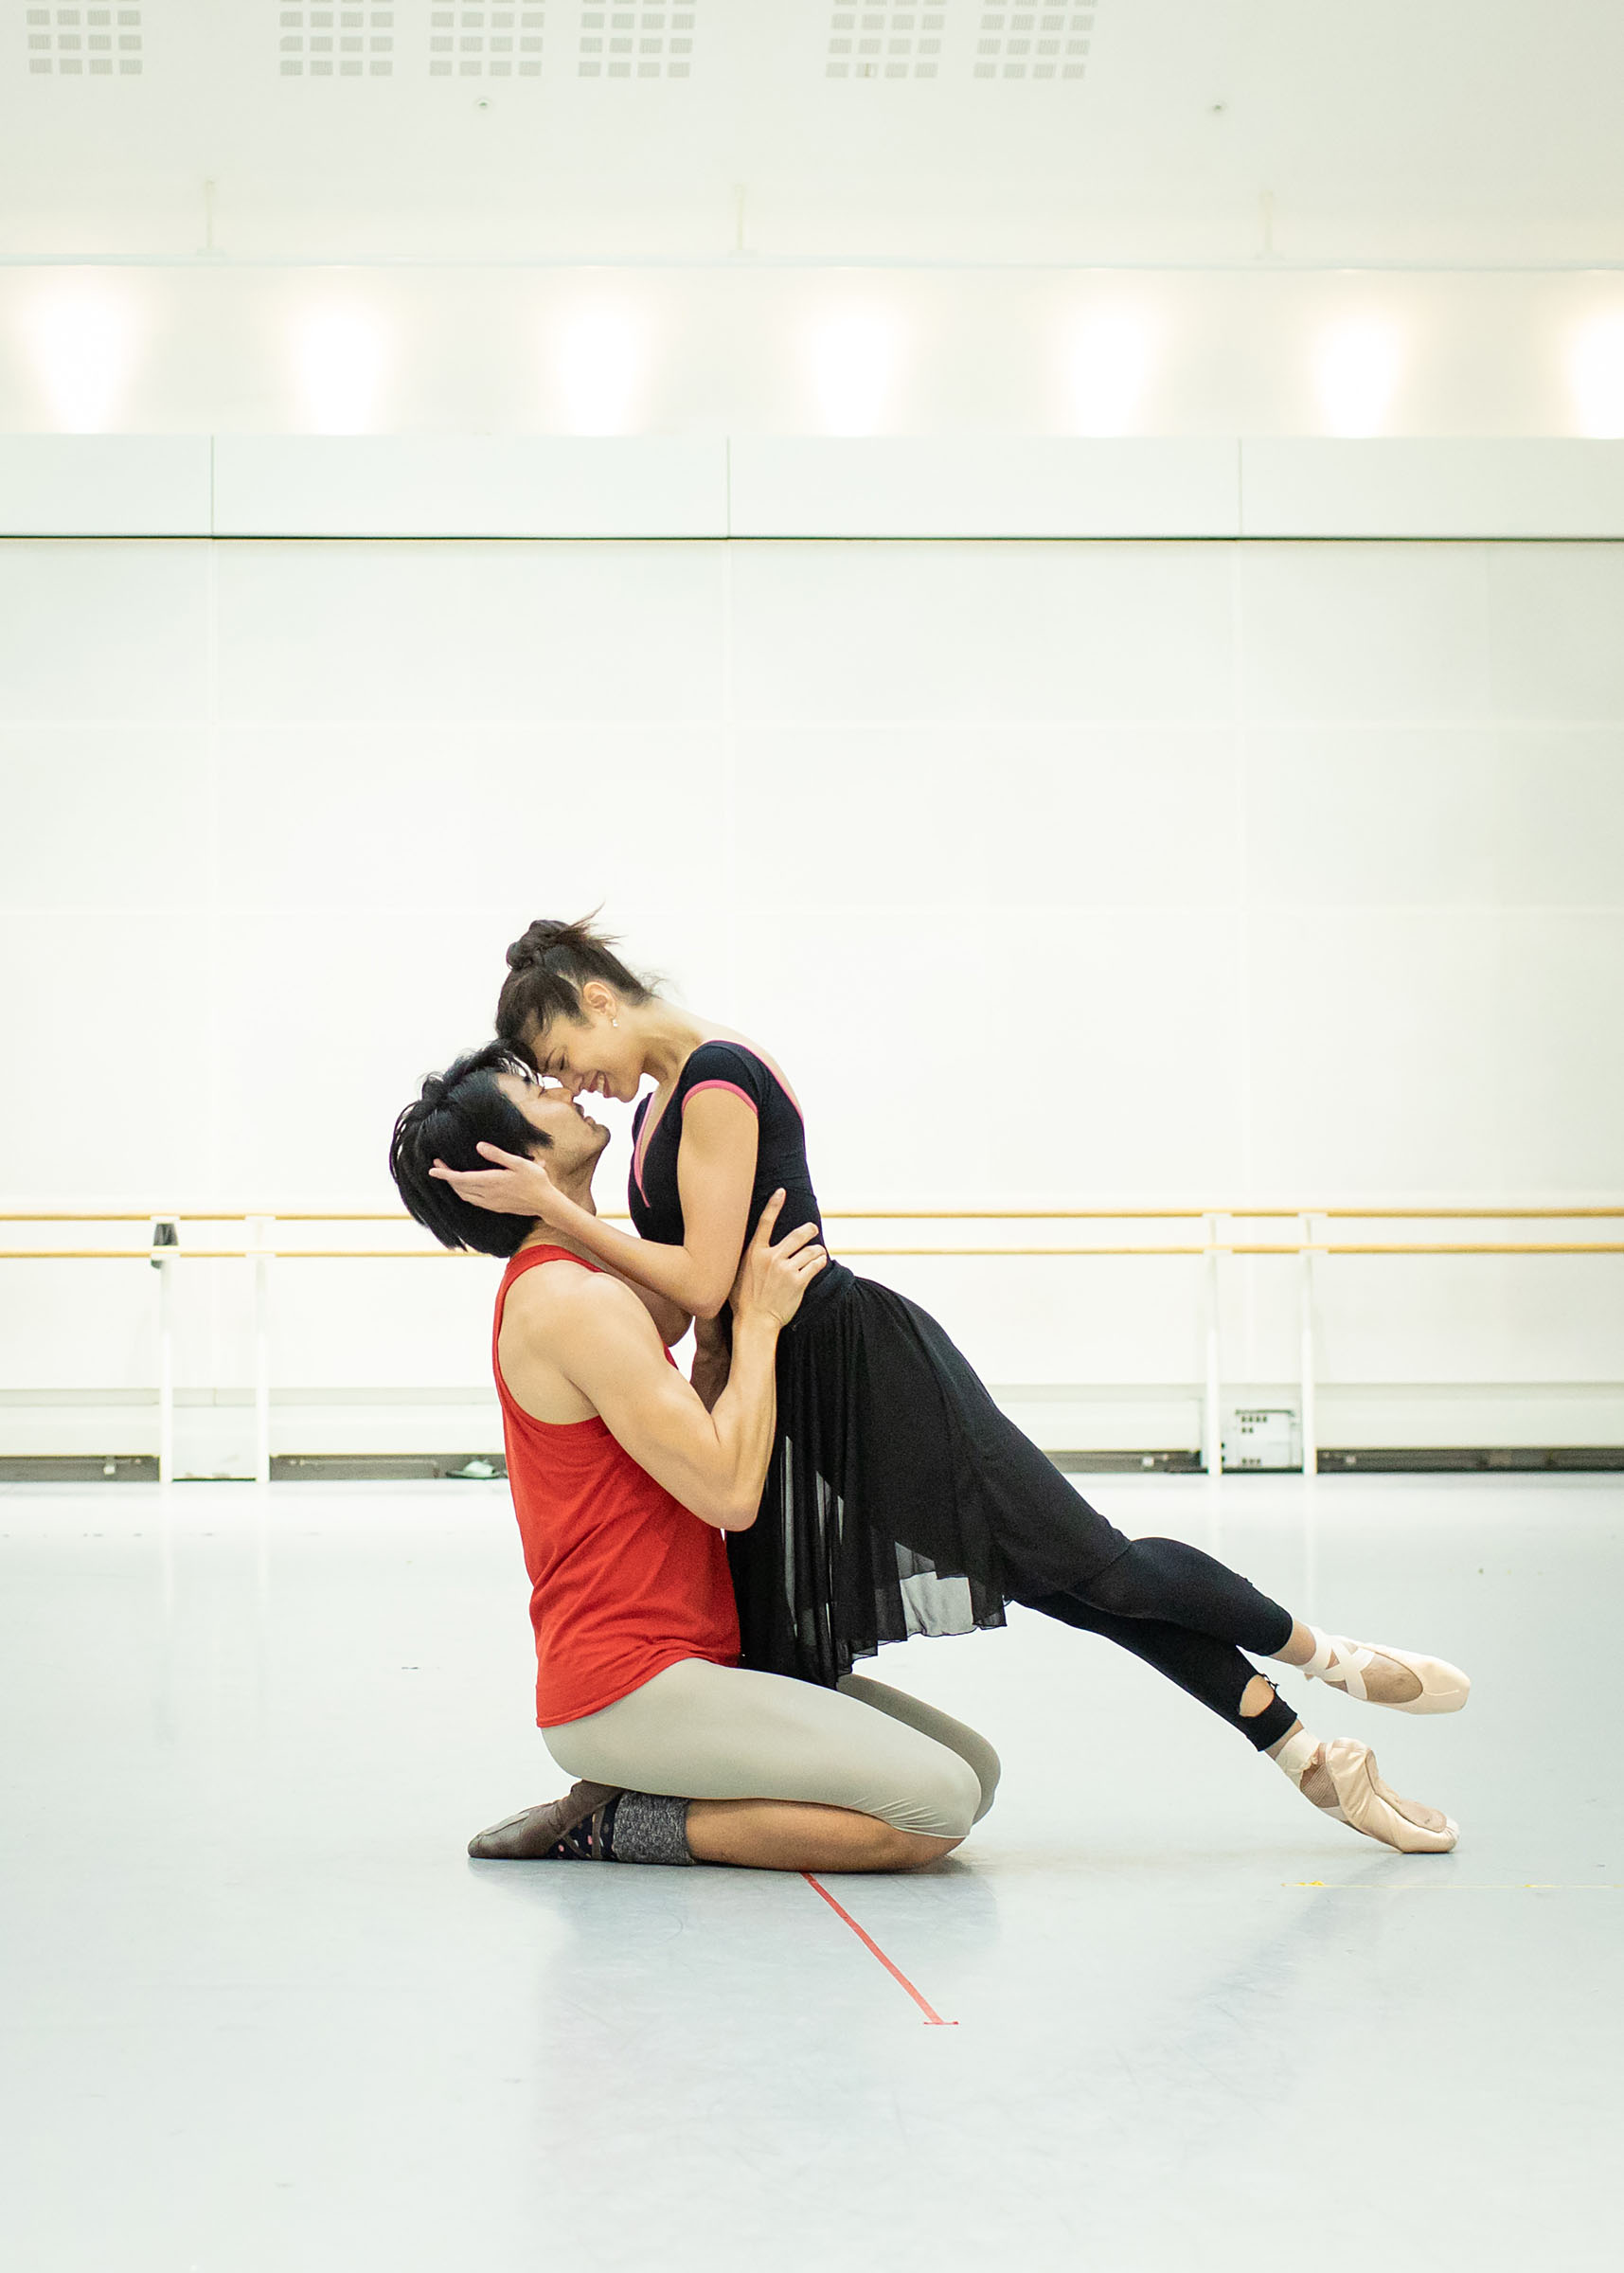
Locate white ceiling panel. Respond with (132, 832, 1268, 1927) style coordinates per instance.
(1, 2, 1622, 263)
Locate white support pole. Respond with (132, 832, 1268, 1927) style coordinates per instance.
(158, 1262, 174, 1485)
(152, 1217, 177, 1485)
(250, 1214, 273, 1488)
(1298, 1211, 1318, 1479)
(1204, 1211, 1223, 1477)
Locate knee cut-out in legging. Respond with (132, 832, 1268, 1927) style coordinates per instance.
(1021, 1536, 1299, 1752)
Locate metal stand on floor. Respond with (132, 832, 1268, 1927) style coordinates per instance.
(250, 1215, 274, 1489)
(151, 1216, 178, 1485)
(1203, 1211, 1224, 1477)
(1298, 1211, 1319, 1479)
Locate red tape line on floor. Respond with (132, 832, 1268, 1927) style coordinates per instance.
(801, 1872, 957, 2026)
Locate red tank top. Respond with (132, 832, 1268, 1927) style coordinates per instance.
(492, 1244, 740, 1727)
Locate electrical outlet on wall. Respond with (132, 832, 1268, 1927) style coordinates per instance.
(1222, 1407, 1301, 1471)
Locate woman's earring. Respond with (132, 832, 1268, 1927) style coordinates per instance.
(611, 1017, 618, 1028)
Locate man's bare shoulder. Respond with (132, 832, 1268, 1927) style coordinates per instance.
(503, 1259, 656, 1345)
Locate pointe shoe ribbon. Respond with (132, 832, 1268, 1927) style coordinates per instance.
(1318, 1738, 1458, 1854)
(468, 1780, 623, 1860)
(1300, 1625, 1470, 1715)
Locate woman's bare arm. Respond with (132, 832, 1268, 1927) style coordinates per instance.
(431, 1089, 761, 1320)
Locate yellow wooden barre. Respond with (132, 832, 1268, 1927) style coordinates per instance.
(0, 1244, 1209, 1261)
(4, 1206, 1621, 1225)
(820, 1243, 1624, 1258)
(1318, 1207, 1624, 1221)
(0, 1209, 638, 1224)
(1307, 1242, 1624, 1257)
(0, 1210, 447, 1224)
(0, 1247, 469, 1261)
(782, 1208, 1624, 1223)
(0, 1208, 1243, 1223)
(6, 1243, 1624, 1262)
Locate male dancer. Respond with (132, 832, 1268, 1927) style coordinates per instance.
(391, 1045, 1002, 1871)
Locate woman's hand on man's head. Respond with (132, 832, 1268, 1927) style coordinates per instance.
(428, 1144, 572, 1225)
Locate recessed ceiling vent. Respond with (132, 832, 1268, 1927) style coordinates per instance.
(280, 6, 396, 77)
(825, 4, 1095, 81)
(27, 4, 142, 75)
(827, 5, 946, 80)
(429, 4, 544, 76)
(579, 5, 694, 79)
(974, 5, 1093, 80)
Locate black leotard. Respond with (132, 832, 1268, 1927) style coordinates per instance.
(630, 1040, 1131, 1686)
(630, 1040, 824, 1266)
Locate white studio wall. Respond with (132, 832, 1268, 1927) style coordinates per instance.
(5, 265, 1624, 442)
(2, 531, 1621, 1471)
(14, 434, 1624, 543)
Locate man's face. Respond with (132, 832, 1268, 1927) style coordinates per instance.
(495, 1072, 611, 1180)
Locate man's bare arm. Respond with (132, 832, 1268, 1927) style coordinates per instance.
(558, 1280, 776, 1528)
(509, 1196, 823, 1529)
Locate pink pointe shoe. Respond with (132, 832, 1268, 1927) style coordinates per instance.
(1298, 1625, 1470, 1715)
(1276, 1729, 1458, 1853)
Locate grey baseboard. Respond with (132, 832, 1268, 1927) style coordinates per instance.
(1314, 1445, 1624, 1473)
(270, 1454, 506, 1482)
(0, 1456, 161, 1483)
(6, 1444, 1622, 1485)
(1049, 1450, 1205, 1474)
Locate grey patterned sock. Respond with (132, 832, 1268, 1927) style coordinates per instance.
(601, 1791, 694, 1867)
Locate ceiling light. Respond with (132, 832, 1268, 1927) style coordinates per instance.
(1314, 316, 1403, 438)
(1064, 312, 1153, 437)
(555, 308, 646, 435)
(294, 309, 388, 435)
(809, 312, 899, 437)
(1569, 313, 1624, 439)
(25, 289, 137, 433)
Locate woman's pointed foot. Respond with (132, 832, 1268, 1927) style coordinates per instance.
(1298, 1625, 1470, 1715)
(1276, 1729, 1457, 1853)
(468, 1781, 622, 1859)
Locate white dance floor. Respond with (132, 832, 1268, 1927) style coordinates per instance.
(1, 1475, 1615, 2272)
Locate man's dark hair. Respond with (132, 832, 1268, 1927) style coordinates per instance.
(389, 1042, 548, 1259)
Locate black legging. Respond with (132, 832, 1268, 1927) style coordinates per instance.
(1022, 1536, 1300, 1752)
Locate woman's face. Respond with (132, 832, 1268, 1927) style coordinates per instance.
(525, 1004, 645, 1105)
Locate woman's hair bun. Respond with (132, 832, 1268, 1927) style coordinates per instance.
(506, 918, 580, 973)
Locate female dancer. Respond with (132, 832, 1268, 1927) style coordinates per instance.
(432, 917, 1471, 1855)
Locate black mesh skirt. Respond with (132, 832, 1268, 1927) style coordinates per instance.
(725, 1262, 1132, 1688)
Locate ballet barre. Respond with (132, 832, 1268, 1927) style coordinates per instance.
(3, 1206, 1620, 1485)
(9, 1205, 1624, 1221)
(5, 1242, 1618, 1258)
